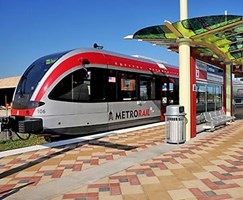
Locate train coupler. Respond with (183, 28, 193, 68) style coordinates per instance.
(0, 117, 43, 133)
(18, 118, 43, 133)
(0, 116, 17, 133)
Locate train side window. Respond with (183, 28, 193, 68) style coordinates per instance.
(155, 77, 162, 100)
(90, 68, 106, 101)
(167, 78, 176, 104)
(161, 77, 179, 106)
(173, 78, 179, 104)
(107, 70, 117, 101)
(234, 86, 243, 104)
(49, 68, 90, 102)
(139, 75, 156, 100)
(168, 82, 174, 104)
(162, 77, 168, 106)
(119, 72, 137, 100)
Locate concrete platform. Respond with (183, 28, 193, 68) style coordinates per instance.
(0, 120, 242, 200)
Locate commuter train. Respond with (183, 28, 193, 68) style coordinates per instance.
(1, 48, 179, 139)
(233, 83, 243, 105)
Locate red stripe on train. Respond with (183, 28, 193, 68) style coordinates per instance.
(34, 52, 163, 101)
(11, 108, 35, 116)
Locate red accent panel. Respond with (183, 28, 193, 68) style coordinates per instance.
(190, 56, 196, 138)
(104, 54, 160, 72)
(165, 66, 179, 76)
(11, 108, 35, 116)
(198, 70, 207, 80)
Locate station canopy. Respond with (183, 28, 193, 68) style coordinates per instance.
(125, 15, 243, 77)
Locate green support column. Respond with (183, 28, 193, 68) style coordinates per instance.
(225, 64, 232, 116)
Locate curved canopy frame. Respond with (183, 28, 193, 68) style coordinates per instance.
(125, 15, 243, 72)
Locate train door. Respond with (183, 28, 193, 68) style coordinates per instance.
(86, 67, 108, 131)
(47, 67, 108, 134)
(107, 70, 140, 130)
(161, 77, 168, 120)
(107, 70, 161, 130)
(160, 77, 179, 120)
(137, 75, 161, 123)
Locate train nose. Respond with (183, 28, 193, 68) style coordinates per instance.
(11, 101, 45, 117)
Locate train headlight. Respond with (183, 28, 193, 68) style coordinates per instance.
(30, 101, 45, 108)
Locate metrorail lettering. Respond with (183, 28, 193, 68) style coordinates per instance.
(113, 109, 150, 120)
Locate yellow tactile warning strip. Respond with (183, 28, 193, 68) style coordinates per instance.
(1, 121, 243, 200)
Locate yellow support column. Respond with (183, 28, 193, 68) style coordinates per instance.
(179, 0, 191, 141)
(180, 0, 188, 20)
(226, 64, 232, 116)
(178, 38, 192, 141)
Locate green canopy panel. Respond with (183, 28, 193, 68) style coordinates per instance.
(126, 15, 243, 73)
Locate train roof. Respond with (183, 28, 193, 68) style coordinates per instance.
(64, 48, 179, 76)
(68, 47, 160, 64)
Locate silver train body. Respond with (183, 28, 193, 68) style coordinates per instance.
(9, 48, 179, 136)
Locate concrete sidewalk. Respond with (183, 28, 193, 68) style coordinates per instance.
(0, 121, 242, 200)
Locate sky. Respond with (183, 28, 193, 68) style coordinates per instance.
(0, 0, 242, 78)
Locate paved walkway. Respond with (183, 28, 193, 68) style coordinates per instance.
(0, 121, 242, 200)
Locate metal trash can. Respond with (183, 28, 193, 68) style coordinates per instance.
(164, 105, 186, 144)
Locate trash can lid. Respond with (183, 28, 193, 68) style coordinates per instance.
(164, 105, 186, 116)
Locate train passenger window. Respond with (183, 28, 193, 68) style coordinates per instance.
(161, 77, 179, 106)
(168, 78, 179, 104)
(90, 68, 106, 101)
(119, 72, 137, 100)
(139, 76, 156, 100)
(155, 77, 162, 100)
(49, 68, 90, 102)
(169, 82, 174, 104)
(162, 80, 168, 106)
(106, 70, 117, 101)
(173, 78, 179, 104)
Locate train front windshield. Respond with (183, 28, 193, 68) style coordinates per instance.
(12, 51, 70, 109)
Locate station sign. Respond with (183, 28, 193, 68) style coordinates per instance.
(196, 60, 207, 80)
(196, 60, 224, 83)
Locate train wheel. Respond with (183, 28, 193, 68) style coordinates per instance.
(44, 135, 62, 142)
(44, 136, 52, 142)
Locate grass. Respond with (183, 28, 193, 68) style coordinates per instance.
(0, 135, 47, 152)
